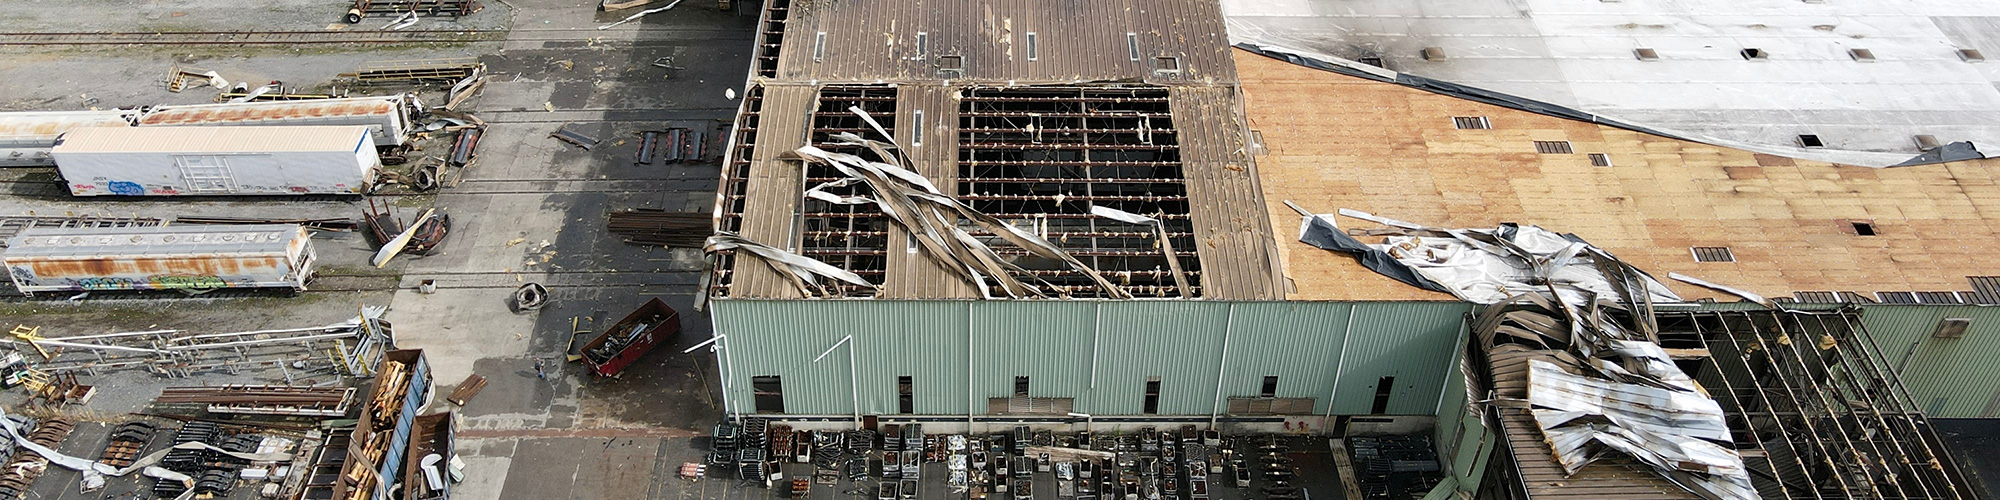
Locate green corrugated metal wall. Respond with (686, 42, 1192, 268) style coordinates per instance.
(710, 300, 1472, 417)
(1854, 305, 2000, 418)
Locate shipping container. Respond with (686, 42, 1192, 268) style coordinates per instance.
(2, 224, 315, 295)
(137, 94, 421, 146)
(0, 110, 139, 167)
(52, 125, 378, 196)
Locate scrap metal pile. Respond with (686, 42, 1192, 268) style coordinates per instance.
(0, 306, 392, 377)
(155, 385, 358, 417)
(1475, 293, 1756, 499)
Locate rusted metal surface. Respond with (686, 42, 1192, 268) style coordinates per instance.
(137, 95, 414, 146)
(3, 224, 312, 294)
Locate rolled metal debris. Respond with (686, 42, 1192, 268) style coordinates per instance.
(512, 283, 548, 312)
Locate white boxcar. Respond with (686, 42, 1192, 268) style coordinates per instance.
(137, 94, 420, 146)
(3, 224, 315, 295)
(53, 125, 378, 196)
(0, 110, 138, 167)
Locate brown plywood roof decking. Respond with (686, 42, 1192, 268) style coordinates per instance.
(1234, 49, 2000, 303)
(711, 0, 1282, 300)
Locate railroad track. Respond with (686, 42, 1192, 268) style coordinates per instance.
(0, 30, 503, 46)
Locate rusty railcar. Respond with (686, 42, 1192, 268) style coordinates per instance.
(2, 224, 315, 295)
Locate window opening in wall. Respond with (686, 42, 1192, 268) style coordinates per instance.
(1143, 377, 1161, 414)
(1934, 318, 1971, 338)
(916, 32, 928, 57)
(1026, 32, 1038, 61)
(897, 375, 914, 414)
(813, 32, 827, 62)
(1533, 140, 1574, 154)
(753, 375, 785, 413)
(1852, 221, 1876, 236)
(1014, 376, 1030, 397)
(912, 110, 925, 146)
(1692, 246, 1735, 262)
(1371, 377, 1395, 414)
(1260, 376, 1279, 398)
(1452, 116, 1490, 130)
(1588, 153, 1612, 167)
(1153, 56, 1181, 72)
(1798, 134, 1825, 148)
(1126, 33, 1140, 61)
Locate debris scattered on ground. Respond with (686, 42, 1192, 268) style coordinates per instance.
(551, 125, 600, 150)
(447, 374, 487, 406)
(599, 0, 682, 30)
(352, 58, 482, 83)
(163, 65, 227, 93)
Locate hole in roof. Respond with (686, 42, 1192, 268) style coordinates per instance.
(1852, 221, 1876, 236)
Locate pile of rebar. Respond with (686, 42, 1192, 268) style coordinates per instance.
(607, 209, 710, 248)
(157, 385, 357, 417)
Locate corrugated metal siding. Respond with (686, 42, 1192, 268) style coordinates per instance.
(1221, 302, 1353, 413)
(714, 299, 1473, 417)
(1171, 86, 1284, 299)
(1329, 302, 1470, 415)
(729, 85, 817, 298)
(1092, 301, 1232, 414)
(882, 84, 977, 298)
(775, 0, 1235, 85)
(1854, 305, 2000, 418)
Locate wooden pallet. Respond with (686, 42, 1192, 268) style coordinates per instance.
(447, 374, 487, 406)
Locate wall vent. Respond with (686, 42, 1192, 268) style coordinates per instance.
(1533, 140, 1574, 154)
(1452, 116, 1490, 130)
(1691, 246, 1735, 262)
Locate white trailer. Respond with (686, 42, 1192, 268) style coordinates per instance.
(137, 94, 421, 147)
(52, 125, 378, 196)
(3, 224, 315, 295)
(0, 110, 139, 167)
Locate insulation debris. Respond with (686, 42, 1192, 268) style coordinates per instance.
(1299, 208, 1679, 306)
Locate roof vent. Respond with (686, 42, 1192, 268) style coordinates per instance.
(1798, 134, 1825, 148)
(1848, 48, 1875, 62)
(1422, 47, 1447, 61)
(1634, 48, 1659, 61)
(1957, 48, 1985, 62)
(1452, 116, 1490, 130)
(1741, 48, 1769, 60)
(1357, 55, 1385, 67)
(1914, 134, 1942, 151)
(1934, 318, 1971, 338)
(1691, 246, 1735, 262)
(1533, 140, 1574, 154)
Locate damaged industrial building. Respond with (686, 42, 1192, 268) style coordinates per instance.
(697, 0, 2000, 498)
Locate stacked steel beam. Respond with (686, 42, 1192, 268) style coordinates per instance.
(606, 209, 710, 248)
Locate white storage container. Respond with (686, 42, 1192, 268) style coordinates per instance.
(53, 125, 378, 196)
